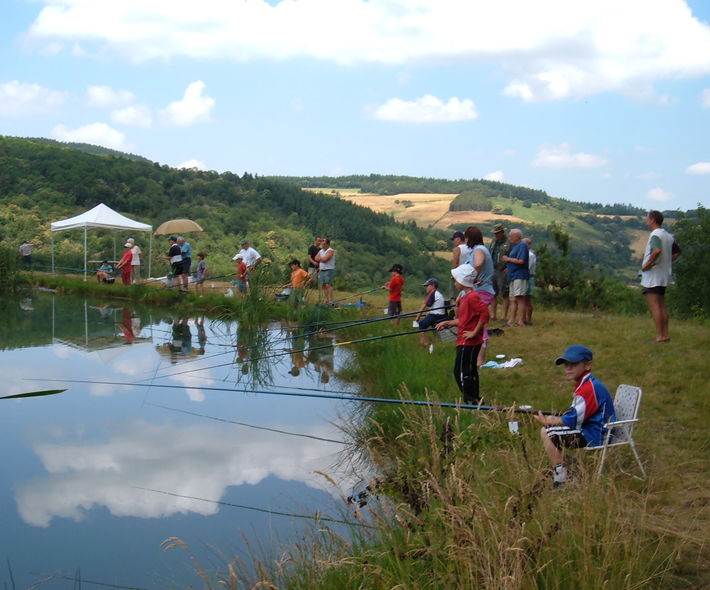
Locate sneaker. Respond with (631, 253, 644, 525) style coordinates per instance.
(428, 344, 434, 354)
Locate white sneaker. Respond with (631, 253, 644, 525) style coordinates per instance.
(428, 344, 434, 354)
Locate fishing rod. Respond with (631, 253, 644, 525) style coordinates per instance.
(31, 378, 558, 416)
(134, 487, 373, 528)
(143, 327, 439, 381)
(146, 402, 348, 444)
(287, 309, 425, 343)
(329, 287, 380, 305)
(141, 322, 436, 381)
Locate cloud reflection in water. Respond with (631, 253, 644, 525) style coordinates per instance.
(16, 418, 356, 527)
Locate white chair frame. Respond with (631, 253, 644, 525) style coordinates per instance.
(583, 384, 646, 479)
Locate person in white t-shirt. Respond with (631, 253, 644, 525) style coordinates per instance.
(523, 237, 537, 326)
(315, 238, 336, 304)
(126, 237, 141, 284)
(232, 240, 262, 270)
(450, 231, 472, 298)
(640, 210, 680, 343)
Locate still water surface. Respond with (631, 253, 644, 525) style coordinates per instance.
(1, 293, 365, 589)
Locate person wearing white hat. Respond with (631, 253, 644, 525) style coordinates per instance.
(126, 237, 142, 284)
(115, 242, 134, 286)
(436, 264, 490, 404)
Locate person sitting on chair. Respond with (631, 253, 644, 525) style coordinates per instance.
(534, 345, 616, 488)
(96, 260, 115, 283)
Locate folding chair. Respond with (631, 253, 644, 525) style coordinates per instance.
(584, 384, 646, 479)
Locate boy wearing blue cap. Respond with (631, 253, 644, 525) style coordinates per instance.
(534, 345, 616, 487)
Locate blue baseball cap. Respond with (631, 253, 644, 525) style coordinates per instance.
(555, 345, 593, 365)
(450, 231, 465, 240)
(423, 277, 439, 287)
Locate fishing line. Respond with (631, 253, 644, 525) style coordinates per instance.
(141, 328, 437, 381)
(329, 287, 380, 305)
(34, 572, 153, 590)
(31, 378, 557, 415)
(133, 487, 373, 528)
(145, 402, 349, 445)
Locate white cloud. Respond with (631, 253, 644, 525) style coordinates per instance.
(111, 104, 153, 127)
(369, 95, 478, 123)
(686, 161, 710, 175)
(177, 159, 206, 170)
(159, 81, 214, 127)
(531, 143, 608, 169)
(15, 419, 356, 527)
(646, 187, 673, 202)
(87, 85, 135, 107)
(51, 122, 128, 150)
(0, 80, 68, 117)
(484, 171, 504, 181)
(24, 1, 710, 102)
(702, 89, 710, 107)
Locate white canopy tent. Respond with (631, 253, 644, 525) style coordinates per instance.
(50, 203, 153, 280)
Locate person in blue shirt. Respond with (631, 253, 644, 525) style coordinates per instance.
(534, 345, 616, 487)
(96, 260, 115, 283)
(501, 228, 529, 327)
(177, 236, 193, 292)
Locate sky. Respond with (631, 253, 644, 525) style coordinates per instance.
(1, 0, 709, 211)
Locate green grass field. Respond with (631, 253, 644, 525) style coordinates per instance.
(236, 304, 709, 589)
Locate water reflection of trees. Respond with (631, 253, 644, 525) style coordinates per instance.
(0, 293, 153, 352)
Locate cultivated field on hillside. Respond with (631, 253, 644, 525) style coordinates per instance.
(307, 188, 526, 228)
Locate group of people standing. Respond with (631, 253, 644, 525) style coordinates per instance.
(115, 237, 142, 285)
(389, 224, 536, 407)
(453, 223, 536, 328)
(295, 236, 336, 304)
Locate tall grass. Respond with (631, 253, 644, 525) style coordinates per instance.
(229, 307, 707, 589)
(228, 399, 687, 589)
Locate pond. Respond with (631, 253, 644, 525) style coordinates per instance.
(0, 293, 368, 589)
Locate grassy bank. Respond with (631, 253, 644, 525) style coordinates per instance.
(20, 273, 708, 587)
(235, 308, 708, 588)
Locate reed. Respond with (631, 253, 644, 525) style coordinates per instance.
(237, 307, 707, 588)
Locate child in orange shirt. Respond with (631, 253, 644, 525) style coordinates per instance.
(284, 259, 310, 303)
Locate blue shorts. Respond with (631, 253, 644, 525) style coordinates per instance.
(419, 313, 446, 330)
(237, 280, 247, 292)
(319, 269, 335, 285)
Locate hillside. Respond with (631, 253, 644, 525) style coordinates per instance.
(0, 136, 674, 289)
(288, 177, 652, 280)
(0, 136, 451, 291)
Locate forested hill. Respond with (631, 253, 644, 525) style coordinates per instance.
(0, 136, 451, 289)
(268, 174, 647, 216)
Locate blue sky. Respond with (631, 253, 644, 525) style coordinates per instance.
(1, 0, 708, 211)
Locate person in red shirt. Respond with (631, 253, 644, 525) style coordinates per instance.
(115, 242, 134, 286)
(381, 263, 405, 326)
(235, 255, 248, 298)
(437, 264, 490, 404)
